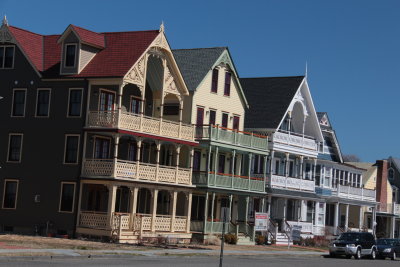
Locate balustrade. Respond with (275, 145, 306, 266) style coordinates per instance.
(334, 185, 376, 202)
(270, 174, 315, 191)
(271, 130, 317, 151)
(87, 111, 195, 142)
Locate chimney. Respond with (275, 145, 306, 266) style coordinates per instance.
(376, 160, 388, 210)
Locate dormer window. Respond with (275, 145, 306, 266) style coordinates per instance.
(0, 45, 15, 69)
(65, 44, 77, 68)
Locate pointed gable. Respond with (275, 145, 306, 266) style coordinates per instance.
(240, 76, 304, 129)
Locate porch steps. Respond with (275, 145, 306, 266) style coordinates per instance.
(116, 231, 139, 244)
(275, 233, 292, 246)
(236, 234, 255, 246)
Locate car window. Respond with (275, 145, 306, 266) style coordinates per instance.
(338, 233, 361, 241)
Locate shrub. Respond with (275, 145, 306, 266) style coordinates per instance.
(224, 233, 238, 244)
(255, 234, 266, 245)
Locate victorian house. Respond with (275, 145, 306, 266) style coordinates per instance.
(0, 19, 197, 243)
(173, 47, 269, 243)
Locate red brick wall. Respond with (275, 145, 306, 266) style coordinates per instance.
(376, 160, 388, 207)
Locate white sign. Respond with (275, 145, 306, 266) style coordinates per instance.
(254, 212, 269, 231)
(291, 225, 302, 241)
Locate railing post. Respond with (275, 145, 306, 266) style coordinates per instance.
(216, 124, 220, 140)
(250, 132, 254, 147)
(170, 191, 177, 233)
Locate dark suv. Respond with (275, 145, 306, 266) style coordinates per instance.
(329, 232, 377, 259)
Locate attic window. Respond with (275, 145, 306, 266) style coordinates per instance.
(0, 46, 15, 69)
(65, 44, 77, 68)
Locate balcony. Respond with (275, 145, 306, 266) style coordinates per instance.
(270, 174, 315, 192)
(332, 185, 376, 202)
(192, 171, 265, 192)
(270, 130, 318, 156)
(195, 125, 268, 152)
(82, 159, 191, 185)
(87, 111, 195, 142)
(395, 204, 400, 215)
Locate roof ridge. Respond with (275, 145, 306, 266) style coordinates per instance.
(241, 75, 305, 79)
(71, 24, 102, 35)
(173, 47, 227, 51)
(100, 29, 159, 34)
(9, 25, 43, 37)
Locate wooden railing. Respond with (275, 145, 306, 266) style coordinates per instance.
(286, 221, 313, 233)
(82, 159, 191, 185)
(78, 211, 108, 229)
(271, 130, 317, 151)
(192, 171, 265, 192)
(195, 125, 268, 151)
(268, 219, 278, 241)
(87, 111, 195, 142)
(270, 174, 315, 191)
(133, 214, 188, 233)
(334, 185, 376, 202)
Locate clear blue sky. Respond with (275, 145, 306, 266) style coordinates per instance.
(2, 0, 399, 162)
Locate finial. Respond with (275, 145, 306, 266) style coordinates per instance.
(2, 15, 8, 26)
(305, 61, 308, 78)
(159, 21, 164, 33)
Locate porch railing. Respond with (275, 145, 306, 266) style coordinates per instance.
(394, 204, 400, 215)
(195, 125, 268, 151)
(192, 171, 265, 192)
(270, 174, 315, 191)
(133, 214, 188, 233)
(82, 159, 191, 185)
(87, 111, 195, 142)
(286, 221, 313, 233)
(333, 185, 376, 202)
(78, 211, 108, 229)
(271, 130, 317, 151)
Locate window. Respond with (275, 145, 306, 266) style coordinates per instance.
(130, 97, 141, 114)
(36, 89, 51, 117)
(59, 182, 75, 212)
(209, 110, 216, 125)
(11, 89, 26, 117)
(305, 163, 312, 179)
(233, 116, 240, 131)
(2, 180, 18, 209)
(211, 68, 219, 93)
(7, 134, 23, 162)
(317, 202, 325, 226)
(99, 90, 115, 111)
(94, 137, 111, 159)
(193, 151, 201, 171)
(315, 165, 321, 186)
(64, 44, 77, 68)
(288, 160, 294, 177)
(128, 142, 137, 161)
(224, 72, 231, 96)
(67, 89, 82, 117)
(218, 154, 226, 173)
(0, 46, 15, 69)
(196, 107, 204, 126)
(274, 159, 280, 175)
(64, 135, 80, 164)
(221, 113, 228, 128)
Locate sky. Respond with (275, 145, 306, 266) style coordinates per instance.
(1, 0, 399, 162)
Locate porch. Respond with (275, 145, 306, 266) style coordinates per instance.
(192, 172, 265, 192)
(331, 185, 376, 202)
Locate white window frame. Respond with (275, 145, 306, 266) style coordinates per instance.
(0, 45, 15, 69)
(67, 88, 83, 118)
(63, 43, 78, 68)
(63, 134, 80, 164)
(7, 133, 23, 163)
(97, 88, 116, 111)
(35, 88, 51, 118)
(2, 179, 19, 210)
(92, 135, 112, 159)
(58, 182, 76, 213)
(11, 88, 27, 117)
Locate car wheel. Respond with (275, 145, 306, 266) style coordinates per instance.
(355, 248, 362, 260)
(392, 251, 396, 261)
(370, 249, 376, 260)
(329, 252, 336, 258)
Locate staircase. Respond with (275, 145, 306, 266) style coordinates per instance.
(275, 232, 293, 246)
(236, 233, 255, 245)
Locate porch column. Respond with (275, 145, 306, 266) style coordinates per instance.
(75, 182, 84, 228)
(107, 184, 117, 229)
(391, 216, 396, 238)
(283, 198, 287, 222)
(315, 201, 320, 228)
(135, 139, 142, 179)
(345, 204, 349, 231)
(270, 150, 275, 175)
(313, 159, 317, 181)
(261, 198, 266, 213)
(245, 196, 250, 224)
(178, 100, 183, 138)
(228, 194, 233, 222)
(359, 206, 363, 231)
(189, 147, 194, 183)
(210, 192, 215, 234)
(263, 155, 268, 189)
(248, 153, 253, 188)
(186, 192, 192, 233)
(284, 153, 289, 178)
(151, 189, 159, 233)
(267, 196, 272, 216)
(231, 150, 236, 188)
(372, 206, 377, 235)
(113, 135, 120, 177)
(170, 191, 177, 233)
(129, 187, 139, 229)
(175, 145, 181, 184)
(203, 193, 209, 233)
(334, 202, 339, 234)
(155, 141, 161, 181)
(214, 147, 219, 181)
(299, 156, 304, 179)
(117, 82, 124, 120)
(207, 145, 212, 185)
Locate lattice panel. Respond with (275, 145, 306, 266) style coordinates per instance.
(79, 212, 108, 229)
(116, 160, 137, 179)
(157, 166, 176, 183)
(83, 159, 114, 177)
(177, 168, 191, 184)
(133, 215, 142, 231)
(154, 216, 171, 232)
(119, 112, 141, 131)
(141, 116, 161, 135)
(161, 120, 180, 138)
(138, 163, 157, 181)
(181, 125, 195, 140)
(174, 217, 187, 232)
(141, 216, 152, 231)
(87, 111, 118, 128)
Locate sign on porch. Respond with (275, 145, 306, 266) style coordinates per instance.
(291, 225, 302, 242)
(254, 212, 268, 231)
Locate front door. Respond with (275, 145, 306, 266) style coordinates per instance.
(99, 90, 115, 111)
(94, 138, 111, 159)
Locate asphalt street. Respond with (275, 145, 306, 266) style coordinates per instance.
(0, 255, 399, 267)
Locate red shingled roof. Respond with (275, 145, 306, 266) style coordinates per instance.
(8, 24, 159, 78)
(70, 25, 105, 48)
